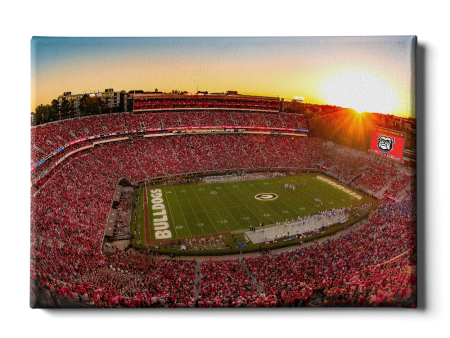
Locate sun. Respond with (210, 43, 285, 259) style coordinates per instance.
(320, 71, 399, 114)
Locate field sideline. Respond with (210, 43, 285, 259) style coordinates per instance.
(137, 174, 372, 244)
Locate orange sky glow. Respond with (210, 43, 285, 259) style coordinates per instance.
(31, 36, 415, 117)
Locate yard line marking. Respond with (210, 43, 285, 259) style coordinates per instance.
(177, 185, 205, 236)
(198, 184, 244, 231)
(221, 182, 264, 224)
(266, 179, 304, 216)
(188, 185, 220, 234)
(171, 187, 194, 238)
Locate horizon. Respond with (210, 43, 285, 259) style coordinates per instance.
(31, 36, 415, 118)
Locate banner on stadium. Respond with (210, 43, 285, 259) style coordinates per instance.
(163, 125, 308, 132)
(369, 130, 405, 163)
(69, 137, 87, 146)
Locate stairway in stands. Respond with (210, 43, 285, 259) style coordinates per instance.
(240, 258, 264, 294)
(194, 261, 201, 299)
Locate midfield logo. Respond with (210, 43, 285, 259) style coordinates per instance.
(255, 193, 278, 201)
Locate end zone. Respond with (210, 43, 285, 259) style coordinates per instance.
(316, 176, 362, 200)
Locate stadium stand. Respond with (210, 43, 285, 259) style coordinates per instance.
(30, 107, 416, 308)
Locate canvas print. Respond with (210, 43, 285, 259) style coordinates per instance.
(30, 36, 417, 308)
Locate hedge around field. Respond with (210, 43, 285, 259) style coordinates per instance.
(130, 201, 379, 257)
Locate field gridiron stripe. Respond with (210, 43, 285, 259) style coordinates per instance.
(266, 179, 303, 216)
(235, 182, 285, 222)
(163, 189, 179, 239)
(199, 184, 243, 232)
(207, 184, 255, 230)
(188, 186, 222, 234)
(172, 187, 195, 238)
(221, 182, 264, 225)
(179, 187, 206, 236)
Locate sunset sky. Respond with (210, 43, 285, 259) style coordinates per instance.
(31, 36, 415, 117)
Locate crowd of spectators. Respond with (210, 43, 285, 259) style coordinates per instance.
(319, 147, 368, 182)
(244, 197, 416, 307)
(385, 172, 412, 198)
(31, 114, 416, 308)
(113, 191, 132, 239)
(31, 191, 416, 307)
(31, 110, 308, 166)
(198, 259, 261, 307)
(354, 168, 388, 193)
(33, 134, 315, 187)
(403, 176, 417, 199)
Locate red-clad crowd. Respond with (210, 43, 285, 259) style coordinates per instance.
(355, 169, 388, 193)
(31, 110, 309, 166)
(47, 134, 315, 185)
(198, 259, 261, 307)
(385, 172, 412, 198)
(244, 198, 416, 307)
(31, 195, 416, 308)
(30, 114, 416, 308)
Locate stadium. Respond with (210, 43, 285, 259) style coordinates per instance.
(30, 90, 416, 308)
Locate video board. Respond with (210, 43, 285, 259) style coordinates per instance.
(369, 128, 405, 163)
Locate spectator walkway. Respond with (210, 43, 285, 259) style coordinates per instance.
(194, 261, 201, 298)
(240, 259, 263, 294)
(245, 211, 348, 244)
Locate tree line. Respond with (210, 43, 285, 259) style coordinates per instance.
(285, 101, 414, 151)
(32, 95, 111, 125)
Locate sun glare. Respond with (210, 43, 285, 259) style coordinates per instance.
(321, 72, 399, 115)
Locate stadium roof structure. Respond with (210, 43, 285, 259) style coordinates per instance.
(132, 92, 281, 101)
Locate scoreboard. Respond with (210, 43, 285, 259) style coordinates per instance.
(369, 127, 405, 163)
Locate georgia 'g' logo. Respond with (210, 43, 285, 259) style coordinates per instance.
(255, 193, 278, 201)
(377, 135, 395, 152)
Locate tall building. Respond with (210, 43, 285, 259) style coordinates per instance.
(58, 89, 122, 117)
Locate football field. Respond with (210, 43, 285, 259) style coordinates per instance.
(137, 174, 372, 243)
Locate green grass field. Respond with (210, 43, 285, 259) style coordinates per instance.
(132, 187, 147, 244)
(136, 174, 372, 242)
